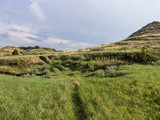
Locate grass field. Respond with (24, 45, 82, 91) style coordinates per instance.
(1, 21, 160, 120)
(0, 64, 160, 119)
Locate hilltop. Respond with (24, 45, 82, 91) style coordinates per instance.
(83, 21, 160, 52)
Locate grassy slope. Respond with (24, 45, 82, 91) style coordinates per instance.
(1, 65, 160, 119)
(1, 21, 160, 119)
(81, 22, 160, 52)
(79, 65, 160, 120)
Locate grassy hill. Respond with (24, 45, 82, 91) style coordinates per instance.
(1, 21, 160, 119)
(0, 46, 57, 56)
(82, 21, 160, 52)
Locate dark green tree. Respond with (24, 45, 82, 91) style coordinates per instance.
(12, 49, 19, 55)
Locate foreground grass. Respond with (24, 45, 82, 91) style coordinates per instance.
(0, 74, 75, 120)
(79, 65, 160, 120)
(0, 64, 160, 119)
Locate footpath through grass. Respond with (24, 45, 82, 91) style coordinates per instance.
(0, 64, 160, 119)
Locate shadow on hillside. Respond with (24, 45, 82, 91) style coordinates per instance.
(107, 72, 127, 78)
(85, 71, 128, 78)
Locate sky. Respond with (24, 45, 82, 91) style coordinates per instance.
(0, 0, 160, 50)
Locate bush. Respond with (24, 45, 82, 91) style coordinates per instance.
(90, 48, 104, 51)
(35, 46, 41, 49)
(48, 55, 59, 60)
(50, 67, 61, 73)
(120, 47, 128, 50)
(55, 64, 65, 71)
(51, 60, 65, 71)
(108, 72, 126, 77)
(152, 60, 160, 66)
(12, 49, 19, 55)
(63, 59, 73, 67)
(71, 55, 85, 61)
(140, 47, 148, 64)
(105, 66, 118, 74)
(91, 66, 119, 77)
(94, 69, 106, 77)
(60, 55, 70, 61)
(89, 64, 95, 72)
(39, 56, 50, 63)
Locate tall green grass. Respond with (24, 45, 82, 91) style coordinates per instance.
(1, 65, 160, 119)
(0, 75, 75, 120)
(78, 65, 160, 119)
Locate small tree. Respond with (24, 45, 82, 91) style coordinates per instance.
(140, 47, 148, 64)
(12, 49, 19, 55)
(35, 46, 41, 49)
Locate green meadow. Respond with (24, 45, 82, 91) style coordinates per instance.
(1, 33, 160, 119)
(1, 64, 160, 120)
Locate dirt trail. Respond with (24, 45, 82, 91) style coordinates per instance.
(72, 83, 87, 120)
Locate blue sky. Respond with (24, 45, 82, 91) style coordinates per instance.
(0, 0, 160, 50)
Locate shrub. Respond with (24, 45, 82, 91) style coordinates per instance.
(108, 72, 126, 77)
(35, 46, 41, 49)
(152, 60, 160, 66)
(63, 59, 73, 67)
(71, 55, 85, 61)
(120, 47, 128, 50)
(51, 60, 65, 71)
(89, 64, 95, 72)
(90, 47, 104, 51)
(140, 47, 148, 64)
(60, 55, 70, 61)
(55, 64, 65, 71)
(44, 72, 50, 78)
(94, 69, 106, 77)
(12, 49, 19, 55)
(71, 61, 81, 69)
(92, 66, 120, 77)
(22, 73, 31, 77)
(50, 67, 61, 73)
(25, 65, 50, 76)
(39, 56, 50, 63)
(104, 66, 118, 74)
(48, 55, 59, 60)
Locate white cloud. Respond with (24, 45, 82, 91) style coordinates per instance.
(29, 0, 54, 4)
(41, 37, 70, 44)
(0, 22, 94, 50)
(0, 23, 37, 46)
(30, 2, 45, 21)
(37, 37, 94, 50)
